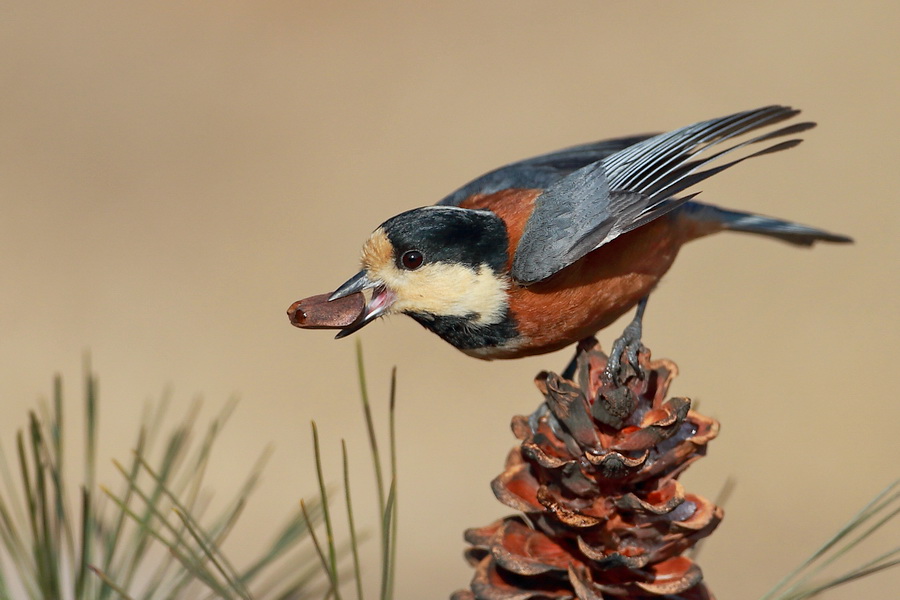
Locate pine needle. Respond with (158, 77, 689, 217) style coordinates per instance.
(303, 344, 399, 600)
(379, 480, 396, 600)
(89, 564, 137, 600)
(342, 440, 364, 600)
(1, 369, 322, 600)
(301, 498, 339, 598)
(311, 422, 342, 600)
(356, 341, 385, 517)
(386, 367, 398, 600)
(763, 478, 900, 600)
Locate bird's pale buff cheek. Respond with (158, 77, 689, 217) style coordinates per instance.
(389, 264, 509, 325)
(358, 231, 508, 325)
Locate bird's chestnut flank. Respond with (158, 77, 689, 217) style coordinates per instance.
(291, 106, 851, 360)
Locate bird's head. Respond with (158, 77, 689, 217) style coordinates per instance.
(329, 206, 511, 339)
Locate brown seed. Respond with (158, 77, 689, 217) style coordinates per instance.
(287, 292, 366, 329)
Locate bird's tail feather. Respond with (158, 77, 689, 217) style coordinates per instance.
(681, 201, 853, 246)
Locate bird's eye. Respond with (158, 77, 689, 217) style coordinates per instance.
(400, 250, 424, 270)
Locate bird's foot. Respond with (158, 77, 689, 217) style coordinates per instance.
(604, 297, 648, 383)
(604, 321, 645, 382)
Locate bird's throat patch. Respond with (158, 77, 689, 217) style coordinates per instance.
(408, 310, 520, 353)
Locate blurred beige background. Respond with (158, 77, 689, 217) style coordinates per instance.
(1, 1, 898, 598)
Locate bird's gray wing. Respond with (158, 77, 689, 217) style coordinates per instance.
(510, 105, 815, 284)
(437, 135, 654, 206)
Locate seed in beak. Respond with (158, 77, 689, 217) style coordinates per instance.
(287, 292, 366, 329)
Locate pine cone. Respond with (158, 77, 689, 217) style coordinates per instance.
(453, 338, 722, 600)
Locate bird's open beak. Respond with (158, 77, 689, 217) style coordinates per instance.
(330, 271, 396, 339)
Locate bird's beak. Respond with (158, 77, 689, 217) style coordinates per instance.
(329, 271, 374, 301)
(330, 271, 396, 339)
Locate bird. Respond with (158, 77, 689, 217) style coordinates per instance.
(312, 106, 851, 368)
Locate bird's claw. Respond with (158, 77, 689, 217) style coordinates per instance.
(604, 298, 648, 382)
(605, 329, 644, 382)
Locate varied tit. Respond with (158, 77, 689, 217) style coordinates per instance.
(308, 106, 852, 360)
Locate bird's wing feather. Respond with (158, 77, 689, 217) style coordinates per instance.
(437, 135, 654, 206)
(510, 105, 814, 284)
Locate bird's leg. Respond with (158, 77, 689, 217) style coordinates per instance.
(605, 296, 649, 381)
(561, 348, 579, 380)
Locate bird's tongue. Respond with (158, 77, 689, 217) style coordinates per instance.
(366, 285, 394, 315)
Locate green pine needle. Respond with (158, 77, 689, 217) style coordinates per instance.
(300, 343, 398, 600)
(311, 422, 342, 600)
(763, 478, 900, 600)
(342, 440, 364, 600)
(0, 367, 323, 599)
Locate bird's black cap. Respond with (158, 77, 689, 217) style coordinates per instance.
(380, 207, 508, 273)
